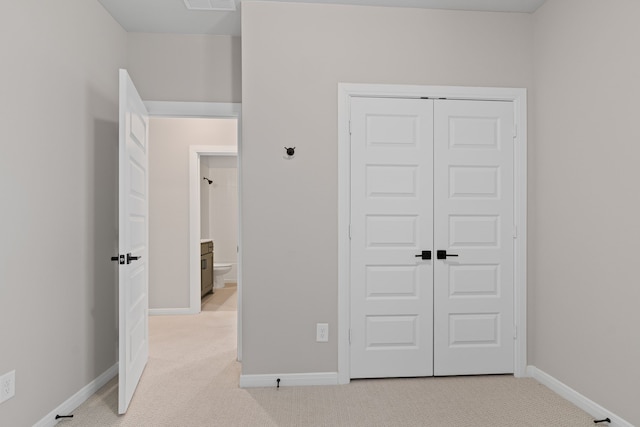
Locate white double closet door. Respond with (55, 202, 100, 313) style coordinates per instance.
(350, 97, 515, 378)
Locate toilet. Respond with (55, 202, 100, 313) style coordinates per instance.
(213, 263, 232, 289)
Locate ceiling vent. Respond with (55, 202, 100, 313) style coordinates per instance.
(183, 0, 236, 12)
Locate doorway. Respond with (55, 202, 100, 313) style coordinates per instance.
(189, 145, 241, 361)
(200, 153, 239, 294)
(145, 101, 242, 361)
(337, 84, 527, 383)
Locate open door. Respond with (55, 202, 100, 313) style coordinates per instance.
(117, 69, 149, 414)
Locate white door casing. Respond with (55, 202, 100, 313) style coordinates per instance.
(348, 85, 526, 382)
(350, 98, 434, 378)
(118, 69, 149, 414)
(433, 100, 515, 375)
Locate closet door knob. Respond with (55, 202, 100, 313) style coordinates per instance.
(414, 250, 432, 260)
(436, 250, 458, 260)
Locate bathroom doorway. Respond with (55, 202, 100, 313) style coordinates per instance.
(199, 152, 239, 306)
(189, 142, 241, 361)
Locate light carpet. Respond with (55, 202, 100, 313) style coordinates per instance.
(61, 284, 596, 426)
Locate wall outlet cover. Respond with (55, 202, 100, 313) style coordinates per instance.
(0, 370, 15, 404)
(316, 323, 329, 342)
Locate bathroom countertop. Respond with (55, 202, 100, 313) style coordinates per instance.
(200, 239, 213, 243)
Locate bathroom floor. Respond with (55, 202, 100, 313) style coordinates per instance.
(202, 282, 237, 312)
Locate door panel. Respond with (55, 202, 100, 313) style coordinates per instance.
(433, 100, 514, 376)
(449, 166, 499, 198)
(118, 69, 149, 413)
(350, 97, 434, 379)
(448, 215, 500, 247)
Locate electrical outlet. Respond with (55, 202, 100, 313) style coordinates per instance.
(0, 370, 15, 404)
(316, 323, 329, 342)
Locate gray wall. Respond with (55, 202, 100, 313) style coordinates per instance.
(0, 1, 126, 425)
(127, 33, 241, 102)
(531, 1, 640, 424)
(200, 158, 211, 239)
(240, 1, 533, 375)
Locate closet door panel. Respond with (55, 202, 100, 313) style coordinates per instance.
(350, 97, 434, 379)
(433, 100, 515, 376)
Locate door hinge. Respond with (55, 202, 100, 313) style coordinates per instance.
(349, 328, 352, 344)
(349, 224, 352, 240)
(514, 325, 518, 340)
(349, 120, 352, 135)
(513, 225, 518, 239)
(513, 124, 518, 139)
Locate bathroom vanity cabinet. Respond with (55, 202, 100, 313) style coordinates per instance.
(201, 240, 214, 297)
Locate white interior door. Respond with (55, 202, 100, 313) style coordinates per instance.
(350, 97, 434, 378)
(350, 96, 515, 378)
(433, 100, 514, 375)
(118, 69, 149, 413)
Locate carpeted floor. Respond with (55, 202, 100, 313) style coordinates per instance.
(62, 284, 597, 426)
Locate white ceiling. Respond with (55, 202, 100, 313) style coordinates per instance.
(97, 0, 546, 37)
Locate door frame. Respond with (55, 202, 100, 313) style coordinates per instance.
(145, 101, 243, 361)
(337, 83, 527, 384)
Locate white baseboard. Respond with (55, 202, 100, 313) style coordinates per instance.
(527, 365, 633, 427)
(33, 363, 118, 427)
(149, 307, 195, 316)
(239, 372, 338, 388)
